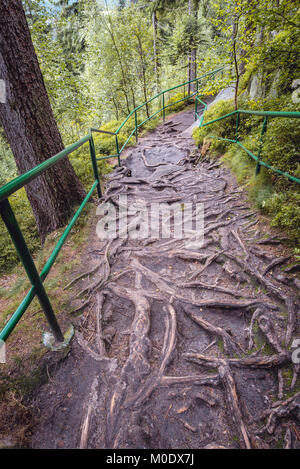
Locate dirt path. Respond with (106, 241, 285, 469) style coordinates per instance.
(30, 109, 300, 449)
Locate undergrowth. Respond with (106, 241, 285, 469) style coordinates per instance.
(193, 95, 300, 245)
(0, 92, 188, 274)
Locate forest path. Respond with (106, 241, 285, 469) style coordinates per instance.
(31, 108, 300, 449)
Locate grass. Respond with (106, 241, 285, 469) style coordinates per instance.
(0, 202, 96, 445)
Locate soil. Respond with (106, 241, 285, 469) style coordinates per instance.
(29, 108, 300, 449)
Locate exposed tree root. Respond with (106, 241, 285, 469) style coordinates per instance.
(285, 296, 297, 346)
(258, 315, 284, 354)
(262, 256, 291, 276)
(218, 363, 252, 449)
(64, 262, 102, 290)
(179, 303, 244, 355)
(79, 377, 99, 449)
(131, 257, 261, 309)
(127, 302, 177, 407)
(34, 111, 299, 450)
(160, 374, 220, 386)
(106, 274, 152, 447)
(259, 391, 300, 435)
(95, 293, 107, 356)
(184, 352, 291, 369)
(187, 252, 223, 280)
(178, 279, 245, 299)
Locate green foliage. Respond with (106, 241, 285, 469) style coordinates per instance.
(0, 123, 114, 274)
(169, 12, 207, 63)
(165, 91, 188, 113)
(0, 132, 17, 187)
(93, 120, 126, 157)
(264, 192, 300, 243)
(0, 190, 40, 273)
(193, 94, 300, 244)
(262, 115, 300, 177)
(193, 99, 237, 155)
(223, 135, 259, 184)
(2, 0, 300, 271)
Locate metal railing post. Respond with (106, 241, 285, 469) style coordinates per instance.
(134, 110, 138, 143)
(0, 199, 64, 343)
(195, 95, 198, 121)
(256, 116, 268, 175)
(89, 134, 102, 198)
(115, 134, 121, 166)
(162, 92, 165, 122)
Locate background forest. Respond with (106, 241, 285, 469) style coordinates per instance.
(0, 0, 299, 272)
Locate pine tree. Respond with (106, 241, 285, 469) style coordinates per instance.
(0, 0, 86, 241)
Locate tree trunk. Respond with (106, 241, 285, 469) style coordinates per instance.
(0, 0, 86, 242)
(137, 35, 150, 119)
(187, 0, 192, 95)
(188, 0, 199, 94)
(232, 8, 240, 110)
(152, 9, 160, 94)
(104, 3, 131, 115)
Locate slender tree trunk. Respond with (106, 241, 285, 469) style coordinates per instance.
(112, 96, 119, 120)
(188, 0, 199, 94)
(0, 0, 86, 242)
(104, 1, 131, 116)
(191, 0, 200, 92)
(152, 9, 160, 94)
(232, 8, 240, 110)
(190, 48, 197, 92)
(238, 0, 254, 76)
(131, 87, 137, 111)
(187, 0, 192, 95)
(137, 35, 150, 119)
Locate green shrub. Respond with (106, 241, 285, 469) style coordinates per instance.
(70, 143, 111, 188)
(192, 94, 300, 244)
(264, 192, 300, 242)
(261, 117, 300, 177)
(165, 91, 188, 113)
(0, 189, 40, 273)
(92, 119, 129, 159)
(193, 99, 237, 155)
(0, 126, 114, 274)
(223, 135, 259, 184)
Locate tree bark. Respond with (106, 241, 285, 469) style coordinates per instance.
(187, 0, 192, 95)
(232, 9, 240, 111)
(136, 34, 150, 119)
(104, 1, 131, 114)
(0, 0, 86, 242)
(188, 0, 199, 94)
(152, 9, 160, 94)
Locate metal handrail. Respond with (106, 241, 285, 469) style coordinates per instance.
(0, 67, 224, 344)
(195, 96, 300, 184)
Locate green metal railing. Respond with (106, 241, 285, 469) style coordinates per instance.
(195, 97, 300, 184)
(95, 66, 224, 162)
(0, 67, 223, 345)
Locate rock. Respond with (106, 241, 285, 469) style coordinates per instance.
(249, 72, 266, 100)
(269, 70, 281, 98)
